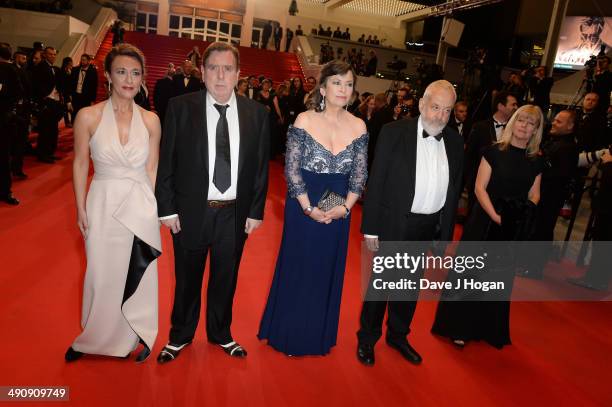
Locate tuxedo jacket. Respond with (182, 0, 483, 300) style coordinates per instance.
(464, 118, 496, 189)
(31, 61, 60, 101)
(172, 74, 202, 97)
(155, 90, 270, 250)
(447, 115, 472, 142)
(69, 64, 98, 103)
(361, 118, 464, 242)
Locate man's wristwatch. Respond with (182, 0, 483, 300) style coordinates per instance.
(303, 206, 314, 216)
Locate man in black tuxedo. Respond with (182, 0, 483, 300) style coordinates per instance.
(155, 42, 270, 363)
(447, 100, 471, 142)
(172, 60, 201, 97)
(464, 91, 517, 215)
(262, 21, 272, 50)
(11, 50, 31, 179)
(295, 25, 303, 36)
(246, 75, 259, 100)
(273, 23, 283, 51)
(153, 63, 175, 127)
(357, 80, 464, 366)
(285, 28, 294, 52)
(31, 46, 63, 163)
(69, 54, 97, 120)
(0, 43, 22, 205)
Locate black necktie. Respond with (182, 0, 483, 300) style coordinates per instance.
(423, 129, 443, 141)
(213, 104, 231, 193)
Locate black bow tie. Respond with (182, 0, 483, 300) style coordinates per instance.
(494, 121, 506, 129)
(423, 130, 443, 141)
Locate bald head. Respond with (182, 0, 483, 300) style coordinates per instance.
(422, 80, 457, 103)
(583, 92, 599, 113)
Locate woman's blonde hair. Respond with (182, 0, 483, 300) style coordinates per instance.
(497, 104, 543, 157)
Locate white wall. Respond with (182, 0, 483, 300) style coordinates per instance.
(0, 7, 71, 50)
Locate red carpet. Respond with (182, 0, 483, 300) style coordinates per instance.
(1, 130, 611, 406)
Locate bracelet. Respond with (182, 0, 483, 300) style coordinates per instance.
(342, 204, 350, 218)
(303, 205, 314, 216)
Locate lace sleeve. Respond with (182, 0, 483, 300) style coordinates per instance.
(285, 126, 307, 198)
(348, 133, 369, 196)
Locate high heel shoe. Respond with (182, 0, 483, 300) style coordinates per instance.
(65, 347, 84, 362)
(135, 347, 151, 363)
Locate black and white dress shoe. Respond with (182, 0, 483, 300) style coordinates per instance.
(1, 194, 19, 205)
(219, 341, 247, 357)
(386, 338, 422, 365)
(157, 342, 190, 364)
(65, 347, 83, 362)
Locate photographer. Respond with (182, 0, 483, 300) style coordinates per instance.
(588, 55, 611, 114)
(568, 152, 612, 291)
(576, 93, 608, 166)
(519, 110, 578, 279)
(0, 43, 22, 205)
(524, 66, 554, 114)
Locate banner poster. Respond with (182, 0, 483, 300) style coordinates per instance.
(555, 16, 612, 70)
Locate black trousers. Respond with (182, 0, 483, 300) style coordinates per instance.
(72, 94, 92, 121)
(169, 205, 245, 346)
(0, 117, 14, 197)
(36, 99, 62, 159)
(10, 114, 28, 174)
(358, 211, 440, 346)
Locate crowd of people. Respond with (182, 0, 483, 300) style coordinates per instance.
(2, 33, 611, 368)
(319, 43, 378, 77)
(0, 41, 99, 205)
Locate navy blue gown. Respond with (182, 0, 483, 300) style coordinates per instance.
(258, 125, 368, 356)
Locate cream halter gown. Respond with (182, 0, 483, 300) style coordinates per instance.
(71, 99, 161, 358)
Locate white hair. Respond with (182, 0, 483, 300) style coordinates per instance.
(422, 80, 457, 103)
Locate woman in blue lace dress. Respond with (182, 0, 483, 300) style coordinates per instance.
(258, 61, 368, 356)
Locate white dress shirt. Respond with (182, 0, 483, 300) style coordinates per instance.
(493, 118, 506, 141)
(206, 91, 240, 200)
(76, 68, 86, 94)
(159, 91, 240, 220)
(46, 61, 60, 101)
(364, 117, 449, 239)
(411, 117, 449, 214)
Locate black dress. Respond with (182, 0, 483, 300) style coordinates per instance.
(432, 144, 543, 348)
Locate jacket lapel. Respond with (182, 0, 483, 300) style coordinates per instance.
(237, 95, 248, 177)
(194, 90, 209, 176)
(405, 119, 418, 209)
(488, 118, 496, 143)
(442, 127, 457, 189)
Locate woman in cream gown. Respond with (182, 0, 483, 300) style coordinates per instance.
(66, 44, 161, 362)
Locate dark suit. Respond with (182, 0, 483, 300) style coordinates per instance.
(12, 63, 31, 175)
(527, 133, 577, 277)
(172, 74, 201, 97)
(273, 26, 283, 51)
(31, 60, 63, 159)
(464, 118, 497, 214)
(0, 61, 21, 198)
(447, 116, 472, 143)
(69, 64, 98, 119)
(358, 118, 464, 345)
(153, 76, 174, 126)
(155, 90, 270, 345)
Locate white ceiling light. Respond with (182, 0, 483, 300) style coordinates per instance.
(339, 0, 428, 17)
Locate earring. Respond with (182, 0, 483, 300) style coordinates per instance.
(319, 96, 325, 111)
(107, 81, 112, 94)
